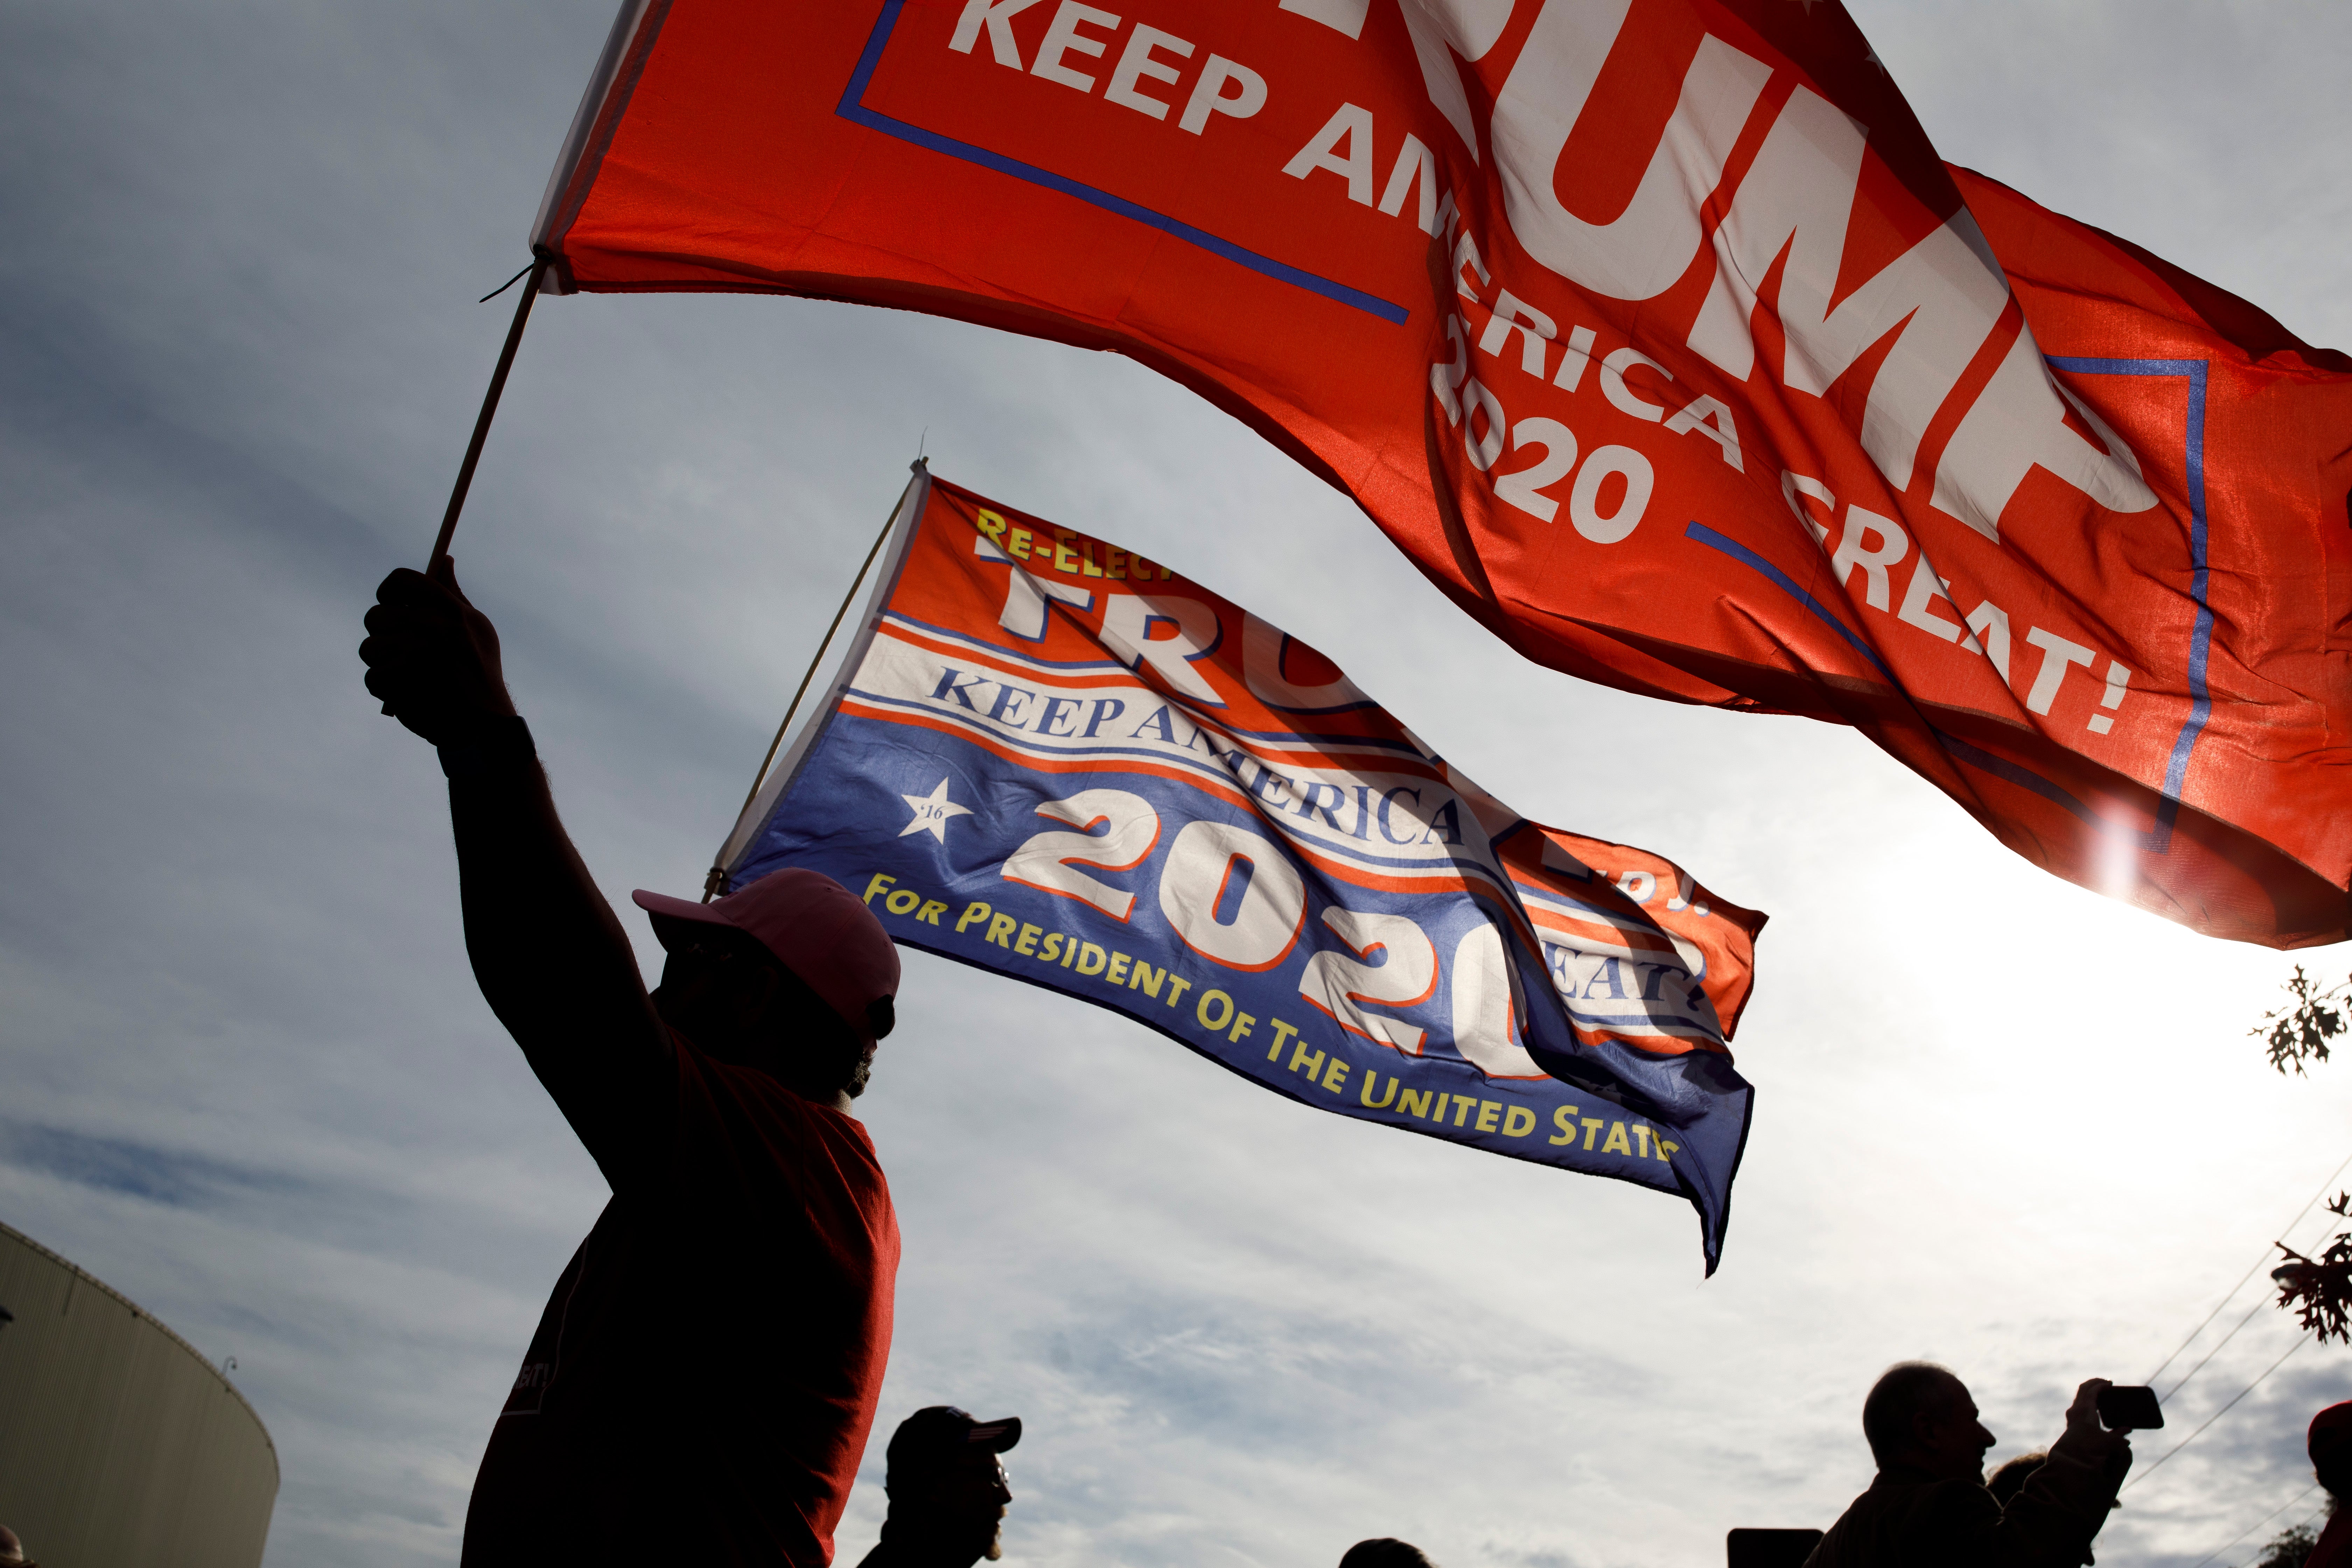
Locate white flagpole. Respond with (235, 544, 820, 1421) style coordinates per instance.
(702, 460, 931, 901)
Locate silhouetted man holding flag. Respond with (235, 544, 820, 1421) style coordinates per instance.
(362, 560, 904, 1566)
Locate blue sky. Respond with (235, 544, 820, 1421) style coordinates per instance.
(4, 2, 2352, 1565)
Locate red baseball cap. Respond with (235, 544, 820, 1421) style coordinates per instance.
(633, 869, 900, 1041)
(2311, 1401, 2352, 1458)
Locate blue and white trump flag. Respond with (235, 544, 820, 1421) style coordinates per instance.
(714, 469, 1768, 1269)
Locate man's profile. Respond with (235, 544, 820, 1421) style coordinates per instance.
(1807, 1362, 2130, 1568)
(855, 1406, 1021, 1567)
(361, 560, 904, 1566)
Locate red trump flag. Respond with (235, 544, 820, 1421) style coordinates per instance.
(530, 0, 2352, 946)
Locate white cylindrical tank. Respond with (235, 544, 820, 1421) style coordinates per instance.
(0, 1220, 278, 1568)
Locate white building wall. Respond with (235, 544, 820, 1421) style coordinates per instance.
(0, 1221, 277, 1568)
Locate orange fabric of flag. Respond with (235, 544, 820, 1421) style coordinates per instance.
(534, 0, 2352, 946)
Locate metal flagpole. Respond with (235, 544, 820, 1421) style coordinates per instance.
(702, 467, 918, 902)
(427, 251, 552, 569)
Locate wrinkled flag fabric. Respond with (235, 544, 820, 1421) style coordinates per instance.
(536, 0, 2352, 946)
(719, 469, 1766, 1268)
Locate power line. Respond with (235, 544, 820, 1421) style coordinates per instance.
(2145, 1144, 2352, 1387)
(2236, 1499, 2340, 1568)
(2185, 1481, 2318, 1568)
(2124, 1334, 2311, 1493)
(2128, 1130, 2352, 1550)
(2164, 1296, 2276, 1404)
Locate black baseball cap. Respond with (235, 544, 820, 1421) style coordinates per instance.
(884, 1406, 1022, 1488)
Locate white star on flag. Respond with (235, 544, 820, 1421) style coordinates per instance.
(899, 778, 974, 842)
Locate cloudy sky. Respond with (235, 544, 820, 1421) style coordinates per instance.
(5, 1, 2352, 1565)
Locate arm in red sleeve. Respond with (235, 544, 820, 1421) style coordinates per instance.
(363, 560, 671, 1189)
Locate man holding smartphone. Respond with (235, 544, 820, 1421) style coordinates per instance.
(1806, 1364, 2133, 1568)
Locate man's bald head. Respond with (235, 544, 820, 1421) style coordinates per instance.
(0, 1523, 28, 1565)
(1864, 1362, 1984, 1471)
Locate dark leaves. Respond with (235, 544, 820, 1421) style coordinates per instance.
(2254, 1521, 2319, 1568)
(2256, 970, 2352, 1340)
(2273, 1195, 2352, 1345)
(2252, 965, 2347, 1077)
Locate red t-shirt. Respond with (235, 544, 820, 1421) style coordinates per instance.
(2308, 1505, 2352, 1568)
(462, 1032, 899, 1566)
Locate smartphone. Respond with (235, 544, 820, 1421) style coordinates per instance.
(2097, 1385, 2164, 1431)
(1728, 1529, 1824, 1568)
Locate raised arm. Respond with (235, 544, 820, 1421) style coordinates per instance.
(1993, 1380, 2131, 1567)
(360, 561, 669, 1188)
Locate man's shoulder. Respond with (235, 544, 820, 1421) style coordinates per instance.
(667, 1031, 890, 1185)
(1814, 1471, 1998, 1568)
(1863, 1467, 1994, 1510)
(748, 1069, 882, 1164)
(1907, 1476, 1999, 1518)
(1876, 1473, 1998, 1558)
